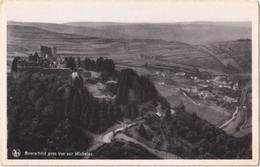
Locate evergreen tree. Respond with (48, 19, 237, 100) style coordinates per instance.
(70, 90, 82, 125)
(34, 52, 39, 61)
(114, 103, 122, 121)
(96, 57, 104, 71)
(105, 102, 114, 127)
(11, 57, 18, 72)
(102, 59, 115, 73)
(84, 58, 91, 70)
(138, 123, 147, 137)
(77, 57, 81, 67)
(65, 57, 76, 70)
(89, 100, 100, 132)
(164, 109, 172, 122)
(98, 101, 106, 133)
(90, 60, 96, 70)
(130, 103, 139, 120)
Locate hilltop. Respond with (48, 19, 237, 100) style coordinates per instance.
(7, 22, 251, 73)
(9, 21, 251, 45)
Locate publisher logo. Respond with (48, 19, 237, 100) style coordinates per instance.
(12, 149, 21, 158)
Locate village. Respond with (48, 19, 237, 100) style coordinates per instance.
(154, 68, 241, 112)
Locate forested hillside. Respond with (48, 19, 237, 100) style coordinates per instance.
(7, 72, 92, 158)
(7, 57, 164, 158)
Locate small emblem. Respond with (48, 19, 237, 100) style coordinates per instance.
(12, 149, 21, 158)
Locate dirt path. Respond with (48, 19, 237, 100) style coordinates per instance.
(221, 83, 250, 136)
(219, 106, 239, 129)
(181, 91, 201, 106)
(115, 133, 180, 159)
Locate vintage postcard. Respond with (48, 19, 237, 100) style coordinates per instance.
(0, 0, 259, 165)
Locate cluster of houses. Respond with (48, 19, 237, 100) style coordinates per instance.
(176, 73, 240, 106)
(211, 76, 239, 91)
(154, 67, 240, 108)
(187, 73, 239, 91)
(181, 85, 238, 107)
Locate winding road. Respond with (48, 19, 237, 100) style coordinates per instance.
(115, 133, 180, 159)
(103, 122, 138, 143)
(79, 118, 179, 159)
(219, 82, 251, 136)
(219, 106, 239, 129)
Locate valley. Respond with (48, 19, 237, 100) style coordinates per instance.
(7, 21, 252, 159)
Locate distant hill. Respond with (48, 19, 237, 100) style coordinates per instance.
(8, 21, 132, 40)
(65, 21, 251, 44)
(7, 23, 251, 73)
(9, 21, 251, 45)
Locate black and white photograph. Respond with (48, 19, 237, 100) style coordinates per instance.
(1, 0, 258, 165)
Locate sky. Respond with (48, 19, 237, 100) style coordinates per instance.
(5, 0, 254, 23)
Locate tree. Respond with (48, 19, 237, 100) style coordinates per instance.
(11, 57, 18, 72)
(73, 75, 84, 90)
(194, 119, 203, 132)
(114, 103, 122, 121)
(164, 109, 172, 122)
(34, 52, 39, 61)
(126, 103, 139, 120)
(116, 85, 129, 105)
(138, 123, 148, 139)
(71, 57, 76, 70)
(185, 130, 198, 142)
(131, 103, 139, 119)
(177, 101, 185, 111)
(84, 58, 91, 70)
(65, 57, 76, 70)
(69, 90, 82, 125)
(29, 52, 39, 62)
(77, 57, 81, 67)
(198, 138, 209, 151)
(116, 68, 158, 105)
(216, 133, 226, 145)
(88, 100, 100, 132)
(178, 126, 188, 137)
(106, 102, 114, 126)
(102, 59, 115, 73)
(96, 57, 104, 71)
(191, 112, 198, 121)
(90, 60, 96, 70)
